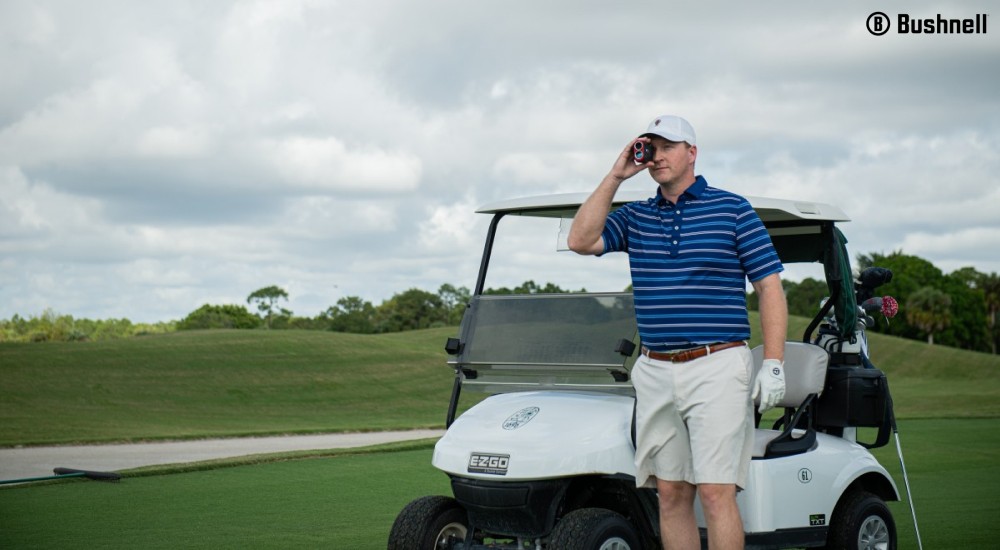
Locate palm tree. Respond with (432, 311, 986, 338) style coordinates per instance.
(977, 272, 1000, 354)
(906, 286, 952, 346)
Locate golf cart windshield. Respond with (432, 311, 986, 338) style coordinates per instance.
(448, 190, 853, 397)
(453, 293, 638, 395)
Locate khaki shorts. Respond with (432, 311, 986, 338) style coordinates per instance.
(632, 345, 755, 490)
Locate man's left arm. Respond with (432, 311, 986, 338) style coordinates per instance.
(751, 272, 788, 413)
(752, 272, 787, 361)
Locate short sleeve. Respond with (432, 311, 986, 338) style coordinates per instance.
(600, 205, 630, 254)
(734, 199, 783, 282)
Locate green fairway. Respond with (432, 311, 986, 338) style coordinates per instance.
(0, 443, 450, 549)
(2, 322, 999, 547)
(0, 328, 468, 445)
(1, 420, 997, 549)
(872, 419, 1000, 548)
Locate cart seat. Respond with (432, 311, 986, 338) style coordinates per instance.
(751, 342, 830, 458)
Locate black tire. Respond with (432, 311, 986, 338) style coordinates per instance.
(548, 508, 641, 550)
(823, 490, 896, 550)
(387, 495, 469, 550)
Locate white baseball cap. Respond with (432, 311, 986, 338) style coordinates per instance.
(642, 115, 696, 146)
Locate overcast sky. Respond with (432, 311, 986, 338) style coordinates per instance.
(2, 0, 998, 322)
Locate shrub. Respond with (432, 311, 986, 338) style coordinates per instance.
(177, 304, 261, 330)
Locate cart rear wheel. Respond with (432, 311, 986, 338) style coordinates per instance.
(824, 490, 896, 550)
(387, 495, 469, 550)
(547, 508, 640, 550)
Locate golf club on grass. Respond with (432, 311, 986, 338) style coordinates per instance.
(885, 387, 924, 550)
(0, 467, 121, 485)
(861, 294, 923, 549)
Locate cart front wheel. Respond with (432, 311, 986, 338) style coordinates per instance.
(387, 495, 469, 550)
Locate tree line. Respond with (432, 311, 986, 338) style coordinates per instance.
(0, 310, 176, 343)
(0, 281, 581, 343)
(747, 251, 999, 354)
(176, 281, 581, 334)
(2, 251, 997, 354)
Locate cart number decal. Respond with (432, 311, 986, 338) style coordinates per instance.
(809, 514, 826, 526)
(468, 453, 510, 475)
(798, 468, 812, 483)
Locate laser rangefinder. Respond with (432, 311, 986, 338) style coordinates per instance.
(633, 140, 654, 164)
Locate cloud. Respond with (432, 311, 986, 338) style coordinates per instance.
(901, 226, 1000, 254)
(262, 136, 422, 192)
(0, 0, 998, 322)
(417, 198, 481, 253)
(136, 126, 215, 158)
(0, 166, 105, 246)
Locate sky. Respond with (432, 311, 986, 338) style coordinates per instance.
(1, 0, 998, 323)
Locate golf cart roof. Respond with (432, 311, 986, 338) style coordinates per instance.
(477, 190, 850, 224)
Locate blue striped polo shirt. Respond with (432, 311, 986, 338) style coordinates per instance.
(601, 176, 783, 351)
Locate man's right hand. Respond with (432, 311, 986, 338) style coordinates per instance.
(610, 137, 653, 182)
(568, 137, 651, 256)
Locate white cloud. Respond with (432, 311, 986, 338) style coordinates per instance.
(262, 136, 422, 192)
(0, 166, 104, 241)
(417, 198, 481, 253)
(0, 0, 998, 322)
(280, 195, 400, 239)
(4, 5, 56, 46)
(136, 126, 214, 158)
(900, 227, 1000, 264)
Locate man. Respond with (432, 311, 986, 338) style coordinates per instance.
(567, 115, 788, 550)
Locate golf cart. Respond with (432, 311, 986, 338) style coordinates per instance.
(389, 190, 905, 549)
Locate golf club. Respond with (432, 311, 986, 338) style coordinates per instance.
(885, 387, 924, 550)
(0, 467, 121, 485)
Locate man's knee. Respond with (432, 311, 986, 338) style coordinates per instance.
(657, 479, 696, 509)
(697, 484, 737, 512)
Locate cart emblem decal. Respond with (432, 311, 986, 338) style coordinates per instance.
(502, 407, 540, 430)
(468, 453, 510, 475)
(798, 468, 813, 483)
(810, 514, 826, 526)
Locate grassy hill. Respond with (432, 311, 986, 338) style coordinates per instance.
(0, 328, 463, 446)
(2, 314, 998, 446)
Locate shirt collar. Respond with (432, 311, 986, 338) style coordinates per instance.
(654, 175, 707, 205)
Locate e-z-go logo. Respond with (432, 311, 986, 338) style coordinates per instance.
(868, 11, 989, 36)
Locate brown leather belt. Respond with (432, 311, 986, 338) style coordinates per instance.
(641, 341, 747, 363)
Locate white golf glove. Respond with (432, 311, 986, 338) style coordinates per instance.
(753, 359, 785, 414)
